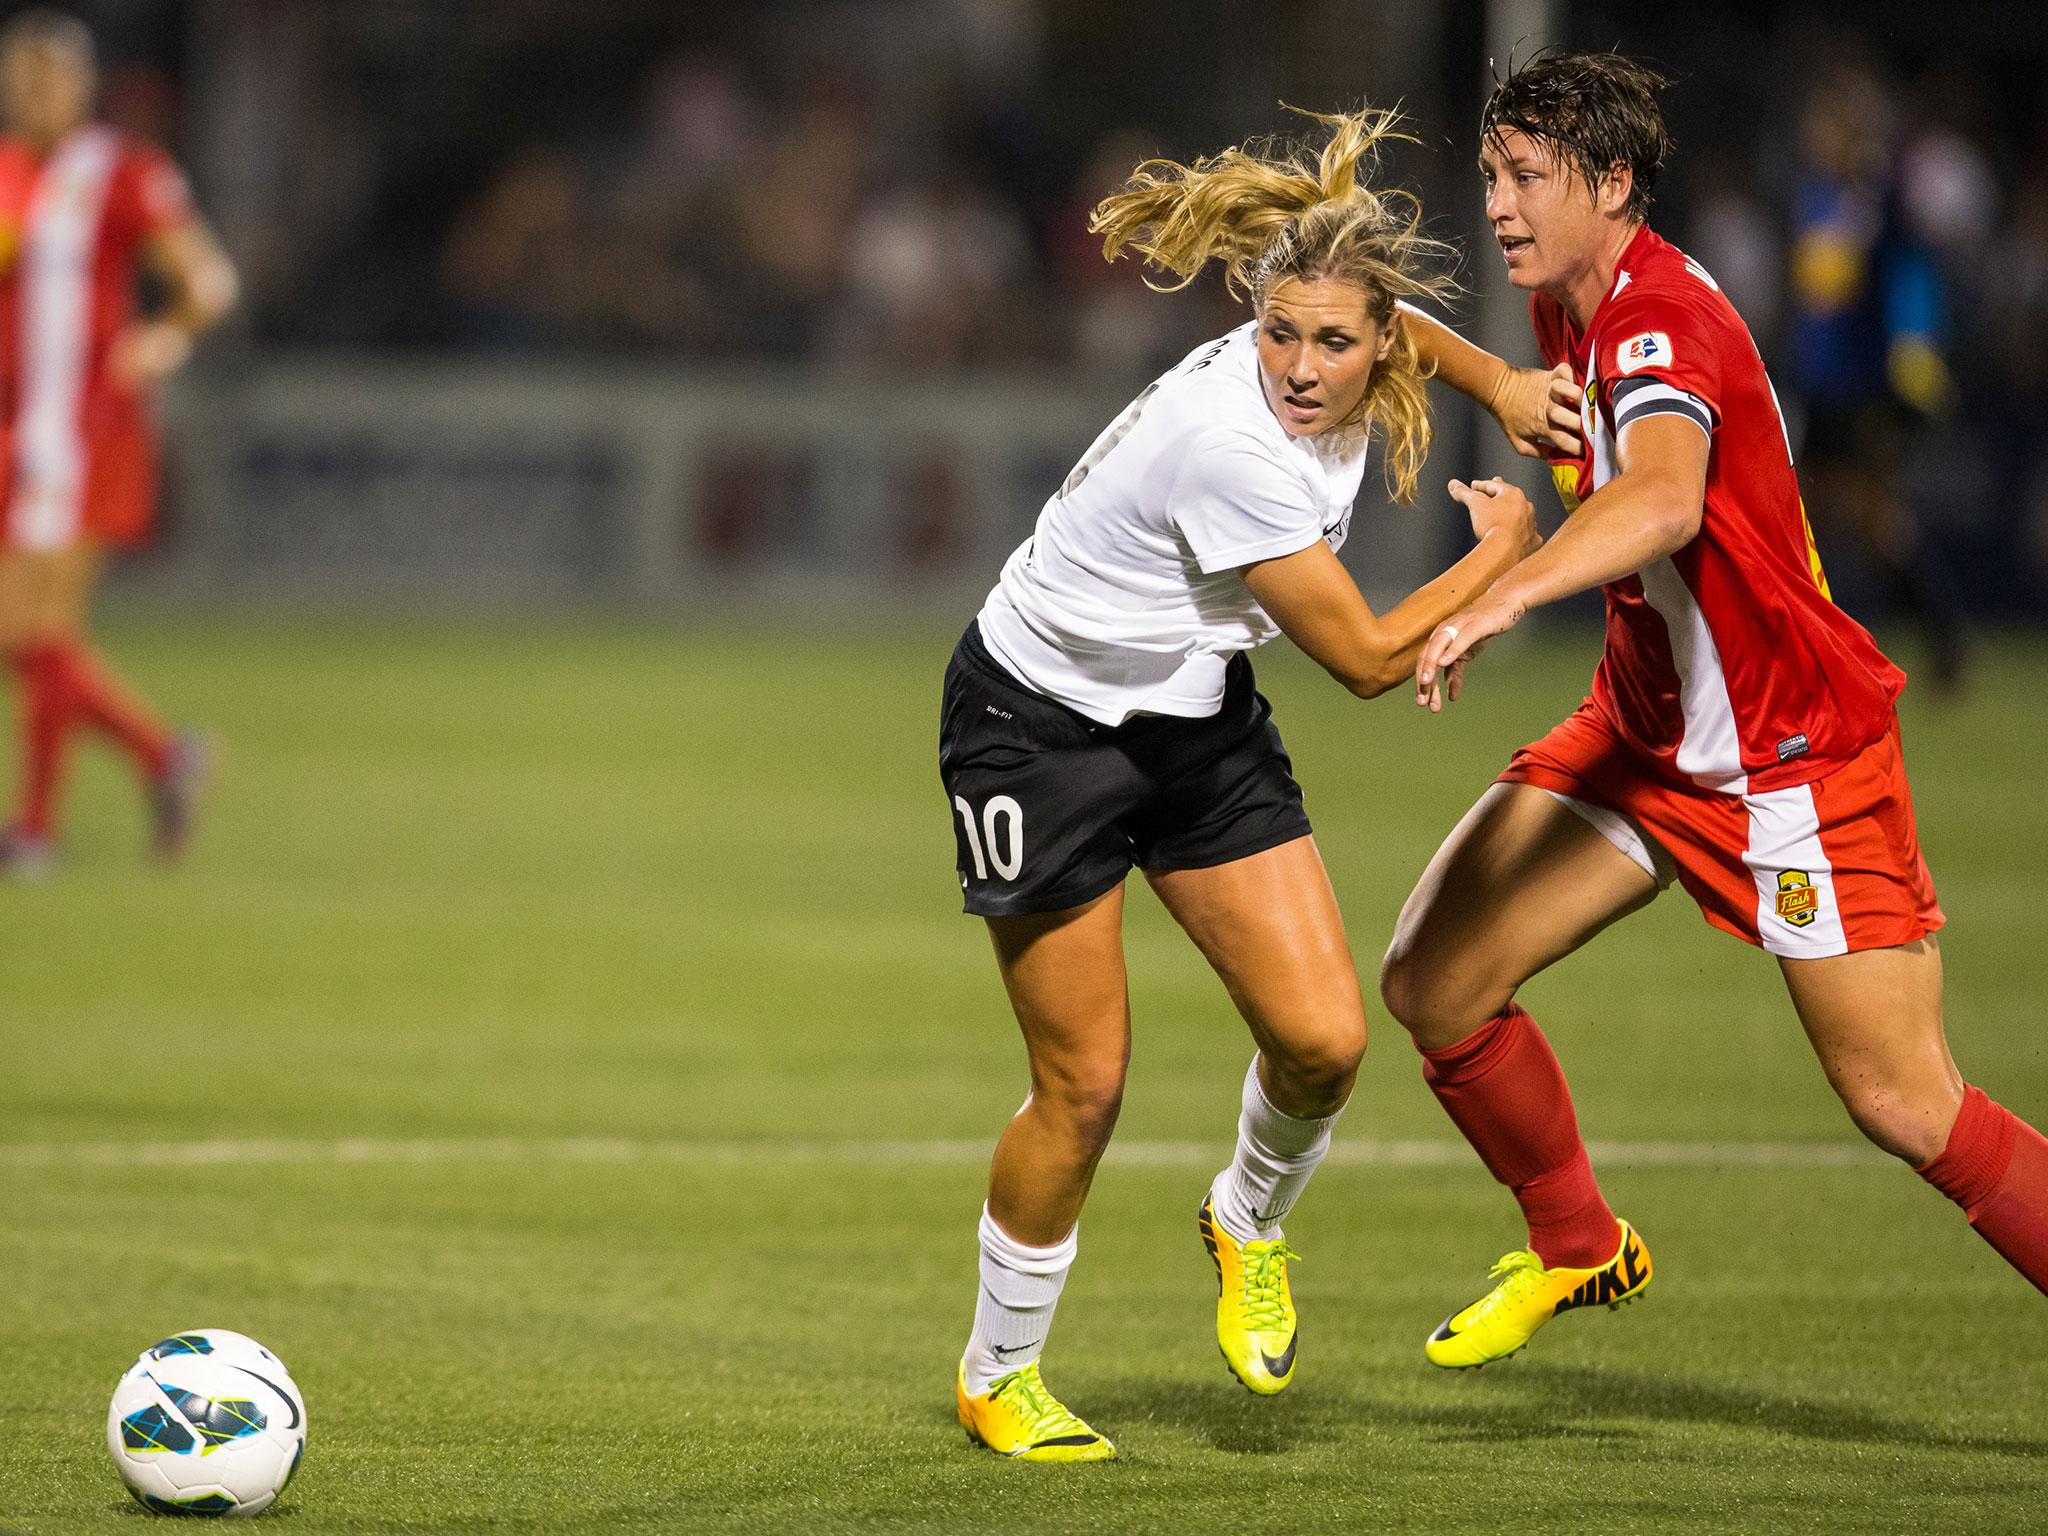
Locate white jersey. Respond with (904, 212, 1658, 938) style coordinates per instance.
(977, 322, 1369, 726)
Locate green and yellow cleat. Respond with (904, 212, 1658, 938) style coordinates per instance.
(956, 1361, 1116, 1462)
(1198, 1194, 1300, 1395)
(1425, 1218, 1652, 1369)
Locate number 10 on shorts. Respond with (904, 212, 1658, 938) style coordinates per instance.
(955, 795, 1024, 881)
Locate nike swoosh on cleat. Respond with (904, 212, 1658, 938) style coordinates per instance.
(991, 1340, 1041, 1359)
(1259, 1332, 1298, 1377)
(1428, 1318, 1458, 1343)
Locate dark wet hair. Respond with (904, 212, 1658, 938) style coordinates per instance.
(1481, 49, 1670, 223)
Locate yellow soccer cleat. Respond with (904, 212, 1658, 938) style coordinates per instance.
(1425, 1219, 1652, 1369)
(956, 1361, 1116, 1462)
(1199, 1194, 1301, 1395)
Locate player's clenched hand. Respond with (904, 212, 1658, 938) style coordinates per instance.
(1415, 592, 1525, 713)
(108, 320, 194, 390)
(1450, 476, 1541, 560)
(1487, 360, 1582, 459)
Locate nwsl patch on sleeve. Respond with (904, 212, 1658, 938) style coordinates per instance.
(1615, 331, 1673, 375)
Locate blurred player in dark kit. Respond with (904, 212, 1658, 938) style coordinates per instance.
(0, 9, 237, 878)
(1785, 66, 1968, 690)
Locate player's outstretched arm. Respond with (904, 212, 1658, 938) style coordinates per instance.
(1244, 479, 1539, 699)
(110, 216, 239, 390)
(1398, 303, 1581, 459)
(1414, 414, 1709, 711)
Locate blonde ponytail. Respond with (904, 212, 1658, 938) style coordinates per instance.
(1089, 106, 1457, 502)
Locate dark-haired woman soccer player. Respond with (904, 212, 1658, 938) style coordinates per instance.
(1391, 50, 2048, 1371)
(940, 107, 1584, 1460)
(0, 9, 237, 878)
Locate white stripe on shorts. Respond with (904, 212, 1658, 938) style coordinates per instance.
(1539, 787, 1676, 888)
(1743, 783, 1848, 958)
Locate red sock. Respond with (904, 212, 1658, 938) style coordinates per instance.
(12, 641, 76, 836)
(1918, 1085, 2048, 1296)
(58, 641, 170, 779)
(1421, 1004, 1622, 1269)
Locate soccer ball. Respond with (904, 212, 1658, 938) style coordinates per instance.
(106, 1330, 308, 1517)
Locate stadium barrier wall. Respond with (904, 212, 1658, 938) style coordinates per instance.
(145, 360, 1460, 613)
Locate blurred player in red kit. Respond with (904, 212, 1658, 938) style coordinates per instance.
(1381, 50, 2048, 1368)
(0, 8, 236, 879)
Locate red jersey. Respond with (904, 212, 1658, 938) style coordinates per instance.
(1535, 225, 1906, 795)
(0, 125, 193, 549)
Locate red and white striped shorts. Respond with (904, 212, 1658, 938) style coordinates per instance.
(1499, 701, 1944, 959)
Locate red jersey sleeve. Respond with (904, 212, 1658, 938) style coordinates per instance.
(136, 148, 194, 236)
(104, 141, 194, 251)
(1592, 281, 1727, 432)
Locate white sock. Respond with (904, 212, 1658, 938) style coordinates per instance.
(1209, 1055, 1344, 1243)
(961, 1204, 1076, 1395)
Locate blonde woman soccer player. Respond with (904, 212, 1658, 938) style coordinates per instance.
(940, 107, 1585, 1460)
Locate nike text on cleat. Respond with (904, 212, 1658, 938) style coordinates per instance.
(1425, 1219, 1652, 1370)
(1199, 1194, 1301, 1395)
(956, 1362, 1116, 1463)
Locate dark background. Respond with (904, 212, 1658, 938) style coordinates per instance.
(34, 0, 2048, 622)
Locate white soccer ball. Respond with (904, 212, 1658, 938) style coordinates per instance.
(106, 1330, 308, 1518)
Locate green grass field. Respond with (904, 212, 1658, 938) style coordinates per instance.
(4, 612, 2045, 1534)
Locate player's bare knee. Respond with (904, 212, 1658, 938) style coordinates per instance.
(1265, 1026, 1364, 1111)
(1379, 941, 1489, 1047)
(1034, 1065, 1127, 1153)
(1836, 1085, 1951, 1165)
(1061, 1087, 1124, 1155)
(1323, 1017, 1368, 1083)
(1376, 938, 1426, 1028)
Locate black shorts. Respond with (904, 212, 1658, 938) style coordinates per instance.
(937, 622, 1313, 917)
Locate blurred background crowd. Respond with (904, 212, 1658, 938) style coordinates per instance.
(44, 0, 2048, 631)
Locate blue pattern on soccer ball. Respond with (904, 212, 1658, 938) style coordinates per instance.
(158, 1384, 266, 1450)
(119, 1405, 195, 1454)
(132, 1488, 240, 1517)
(146, 1334, 215, 1359)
